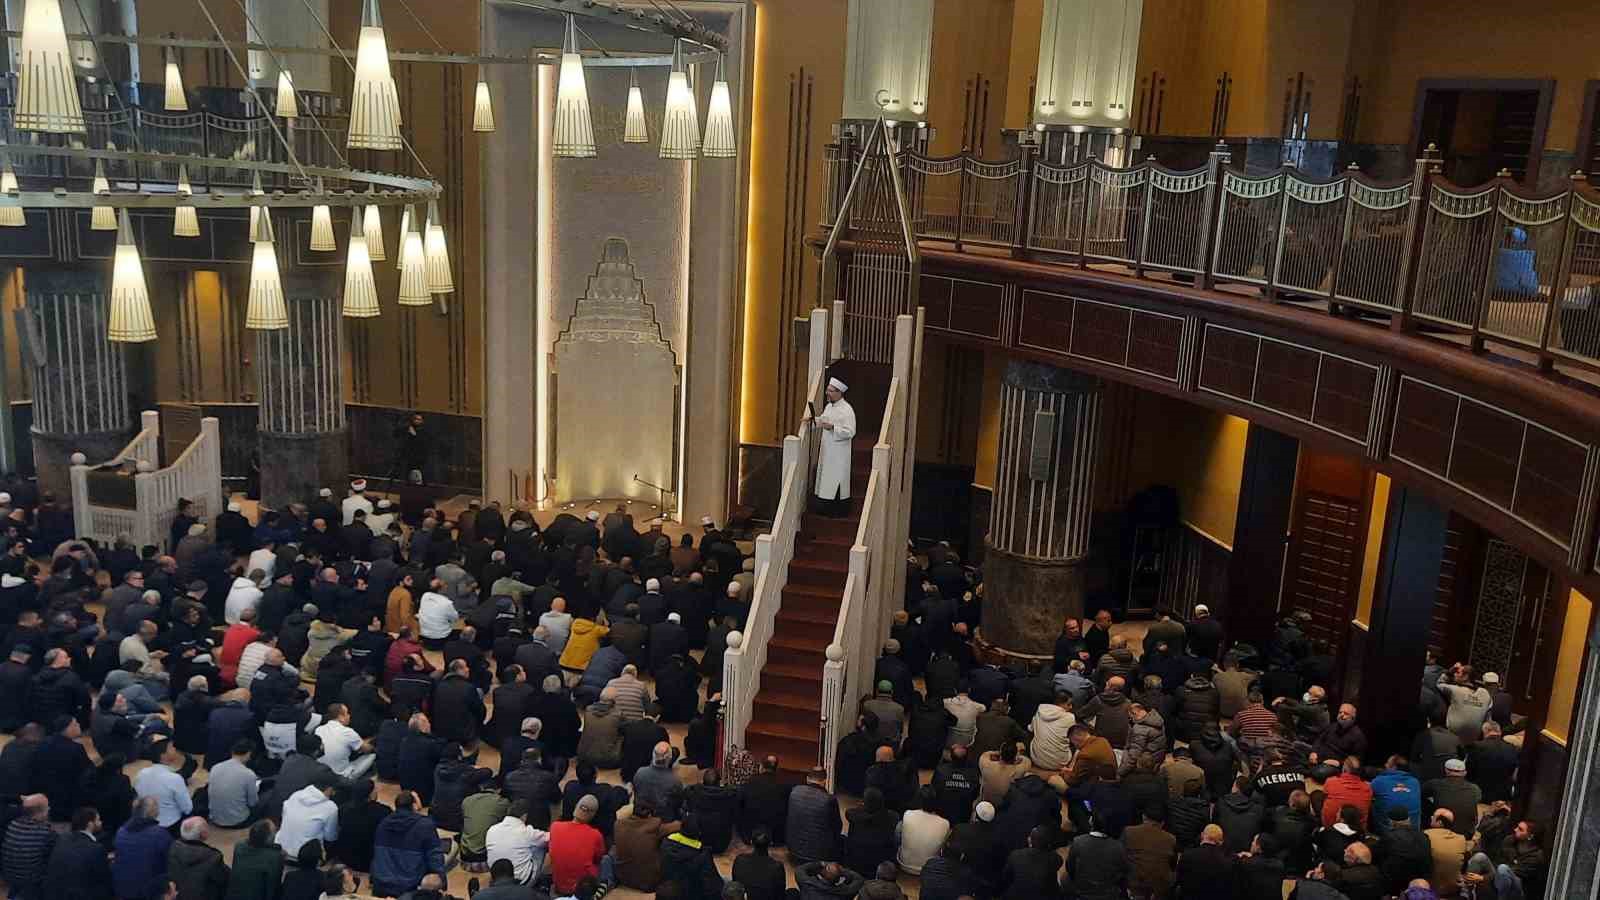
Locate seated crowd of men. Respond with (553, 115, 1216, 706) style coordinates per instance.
(0, 484, 1556, 900)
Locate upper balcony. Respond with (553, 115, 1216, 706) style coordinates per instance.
(815, 132, 1600, 591)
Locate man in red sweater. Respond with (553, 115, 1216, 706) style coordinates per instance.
(1322, 756, 1375, 828)
(548, 794, 613, 894)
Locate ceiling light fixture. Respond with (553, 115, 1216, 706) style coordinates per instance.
(473, 74, 496, 133)
(246, 211, 288, 330)
(660, 41, 700, 160)
(163, 46, 188, 111)
(702, 54, 736, 159)
(108, 209, 157, 343)
(397, 204, 430, 305)
(14, 0, 87, 134)
(363, 195, 385, 261)
(395, 205, 410, 271)
(624, 67, 648, 144)
(173, 164, 199, 237)
(275, 69, 299, 119)
(91, 159, 115, 230)
(248, 169, 264, 235)
(310, 178, 336, 252)
(552, 15, 596, 158)
(348, 0, 403, 150)
(343, 208, 380, 318)
(424, 198, 453, 294)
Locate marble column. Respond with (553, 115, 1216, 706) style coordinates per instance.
(256, 274, 347, 509)
(24, 269, 133, 498)
(980, 360, 1101, 660)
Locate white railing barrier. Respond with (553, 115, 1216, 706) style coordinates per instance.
(722, 306, 833, 760)
(70, 414, 223, 551)
(71, 409, 161, 544)
(820, 313, 921, 788)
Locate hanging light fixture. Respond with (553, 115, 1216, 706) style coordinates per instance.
(108, 209, 156, 343)
(310, 178, 336, 252)
(348, 0, 403, 150)
(275, 69, 299, 119)
(473, 73, 496, 133)
(246, 211, 287, 330)
(660, 41, 700, 160)
(424, 198, 453, 294)
(395, 205, 410, 271)
(702, 54, 736, 159)
(363, 194, 386, 262)
(552, 15, 596, 158)
(173, 164, 199, 237)
(0, 156, 23, 228)
(91, 159, 115, 230)
(163, 46, 187, 111)
(248, 170, 265, 235)
(342, 208, 380, 318)
(624, 67, 648, 144)
(397, 204, 430, 305)
(14, 0, 87, 134)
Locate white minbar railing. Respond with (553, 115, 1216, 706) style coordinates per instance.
(70, 411, 224, 551)
(820, 311, 923, 788)
(722, 305, 841, 760)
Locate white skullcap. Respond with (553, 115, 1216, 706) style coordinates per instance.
(668, 612, 681, 623)
(1194, 604, 1209, 615)
(227, 502, 242, 513)
(586, 510, 600, 522)
(727, 583, 742, 597)
(351, 479, 367, 492)
(0, 493, 11, 504)
(188, 523, 207, 536)
(701, 516, 715, 527)
(828, 377, 848, 392)
(646, 578, 661, 592)
(318, 488, 333, 497)
(975, 801, 995, 822)
(377, 499, 392, 509)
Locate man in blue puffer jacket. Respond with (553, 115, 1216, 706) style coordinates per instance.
(370, 791, 453, 896)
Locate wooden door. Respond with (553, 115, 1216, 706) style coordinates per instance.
(1285, 492, 1363, 655)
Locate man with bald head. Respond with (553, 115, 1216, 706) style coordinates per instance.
(1, 793, 53, 896)
(632, 741, 684, 820)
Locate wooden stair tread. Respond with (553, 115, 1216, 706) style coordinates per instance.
(763, 658, 826, 681)
(776, 606, 843, 626)
(747, 717, 820, 741)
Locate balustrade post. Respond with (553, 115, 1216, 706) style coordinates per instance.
(1329, 163, 1361, 314)
(1077, 156, 1095, 269)
(1012, 141, 1036, 259)
(954, 154, 969, 252)
(1394, 144, 1441, 333)
(1541, 174, 1586, 372)
(1135, 158, 1156, 277)
(1199, 142, 1230, 290)
(1469, 173, 1514, 353)
(1266, 170, 1292, 301)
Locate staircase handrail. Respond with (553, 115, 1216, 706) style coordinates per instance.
(69, 410, 160, 545)
(136, 417, 224, 558)
(722, 306, 833, 761)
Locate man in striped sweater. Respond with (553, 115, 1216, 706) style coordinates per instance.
(1229, 689, 1281, 763)
(2, 794, 55, 899)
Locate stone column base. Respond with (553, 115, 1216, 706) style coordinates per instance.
(978, 540, 1085, 658)
(32, 427, 134, 500)
(259, 430, 348, 511)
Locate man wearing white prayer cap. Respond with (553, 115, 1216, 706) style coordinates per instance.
(342, 478, 374, 525)
(814, 375, 857, 516)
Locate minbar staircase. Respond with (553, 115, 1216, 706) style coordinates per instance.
(742, 440, 872, 776)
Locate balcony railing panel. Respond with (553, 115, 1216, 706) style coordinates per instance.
(904, 154, 962, 242)
(1027, 161, 1088, 255)
(1213, 172, 1285, 287)
(1142, 166, 1210, 274)
(1084, 164, 1147, 265)
(1275, 174, 1346, 298)
(1414, 183, 1498, 331)
(1481, 190, 1568, 349)
(1333, 180, 1412, 313)
(960, 157, 1023, 246)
